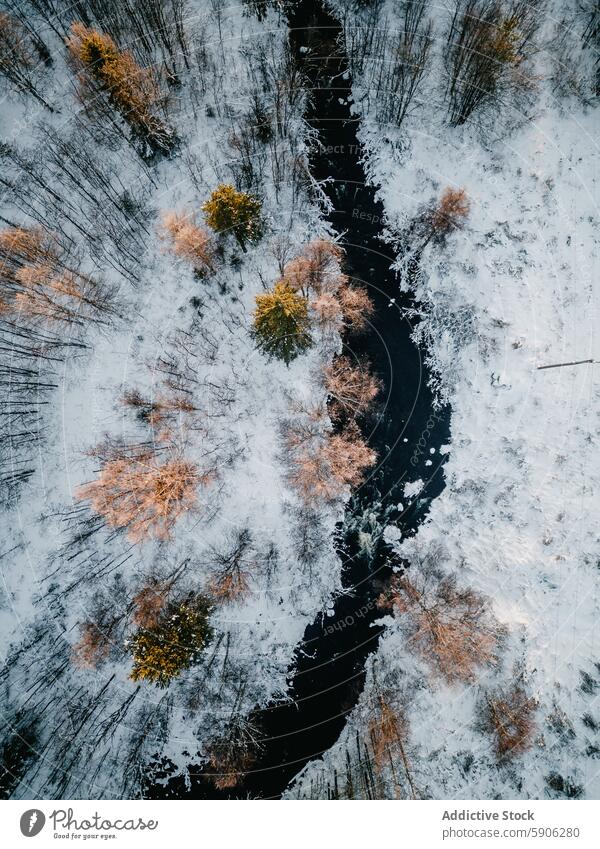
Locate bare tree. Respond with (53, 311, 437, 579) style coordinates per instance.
(445, 0, 539, 126)
(26, 0, 189, 77)
(582, 0, 600, 94)
(289, 505, 328, 575)
(287, 420, 377, 505)
(0, 226, 115, 328)
(206, 528, 253, 603)
(344, 1, 432, 129)
(0, 317, 84, 504)
(583, 0, 600, 46)
(343, 0, 384, 80)
(2, 126, 152, 285)
(551, 1, 599, 102)
(377, 1, 432, 128)
(0, 13, 53, 110)
(484, 683, 537, 758)
(323, 355, 381, 421)
(378, 567, 499, 682)
(205, 710, 263, 789)
(241, 0, 279, 20)
(2, 0, 52, 64)
(242, 34, 308, 201)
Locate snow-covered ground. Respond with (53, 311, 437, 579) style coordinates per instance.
(289, 0, 600, 799)
(0, 2, 344, 798)
(2, 0, 598, 802)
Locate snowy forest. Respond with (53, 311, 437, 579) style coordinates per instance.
(0, 0, 598, 801)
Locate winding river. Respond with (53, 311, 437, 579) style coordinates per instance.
(146, 0, 450, 799)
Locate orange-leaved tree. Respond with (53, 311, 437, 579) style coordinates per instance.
(0, 226, 113, 326)
(160, 210, 215, 275)
(72, 621, 111, 669)
(282, 238, 343, 297)
(427, 187, 470, 242)
(287, 421, 376, 505)
(132, 581, 172, 629)
(378, 569, 498, 683)
(368, 691, 417, 798)
(66, 23, 176, 155)
(323, 355, 381, 421)
(281, 239, 374, 335)
(77, 444, 210, 542)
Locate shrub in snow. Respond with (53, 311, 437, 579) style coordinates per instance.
(0, 719, 38, 798)
(160, 211, 215, 276)
(545, 772, 583, 799)
(122, 388, 197, 440)
(128, 595, 213, 687)
(202, 184, 263, 251)
(253, 280, 312, 364)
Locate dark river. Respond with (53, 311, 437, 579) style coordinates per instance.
(145, 0, 450, 799)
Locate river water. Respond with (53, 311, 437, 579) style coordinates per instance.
(146, 0, 450, 799)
